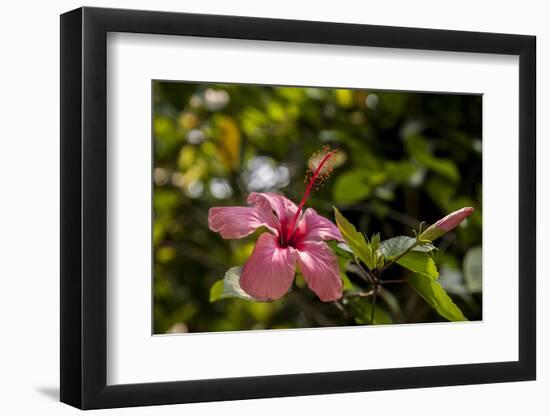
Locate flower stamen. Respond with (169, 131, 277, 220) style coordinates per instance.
(285, 146, 337, 242)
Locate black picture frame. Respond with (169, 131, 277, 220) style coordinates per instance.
(60, 6, 536, 410)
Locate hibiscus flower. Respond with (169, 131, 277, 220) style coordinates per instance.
(208, 148, 344, 302)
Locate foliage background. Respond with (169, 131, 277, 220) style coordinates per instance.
(153, 81, 482, 334)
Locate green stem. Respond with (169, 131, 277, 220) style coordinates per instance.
(370, 285, 379, 324)
(379, 278, 409, 284)
(357, 263, 378, 286)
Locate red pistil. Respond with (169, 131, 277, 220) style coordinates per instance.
(284, 149, 336, 243)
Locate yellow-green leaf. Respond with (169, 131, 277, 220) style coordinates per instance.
(336, 89, 354, 108)
(209, 279, 224, 302)
(397, 252, 439, 280)
(333, 208, 372, 268)
(409, 274, 467, 321)
(332, 170, 371, 203)
(209, 266, 260, 302)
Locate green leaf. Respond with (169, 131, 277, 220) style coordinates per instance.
(335, 89, 354, 108)
(421, 155, 460, 183)
(379, 236, 435, 259)
(338, 258, 354, 290)
(294, 273, 307, 288)
(333, 208, 372, 268)
(397, 252, 439, 280)
(379, 236, 414, 258)
(378, 236, 437, 278)
(332, 170, 371, 203)
(463, 246, 482, 293)
(409, 274, 468, 321)
(371, 233, 381, 249)
(362, 233, 385, 269)
(209, 280, 224, 302)
(425, 177, 456, 210)
(326, 241, 354, 290)
(209, 266, 260, 302)
(405, 135, 460, 183)
(328, 241, 354, 260)
(384, 161, 417, 184)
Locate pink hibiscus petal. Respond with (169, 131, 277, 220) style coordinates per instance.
(419, 207, 474, 241)
(240, 233, 297, 300)
(247, 192, 298, 225)
(301, 208, 343, 242)
(436, 207, 474, 231)
(208, 207, 277, 239)
(296, 240, 343, 302)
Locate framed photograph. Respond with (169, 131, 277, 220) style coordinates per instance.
(60, 6, 536, 409)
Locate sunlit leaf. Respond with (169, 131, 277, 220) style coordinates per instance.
(336, 89, 354, 108)
(154, 116, 176, 138)
(333, 169, 387, 204)
(397, 252, 439, 280)
(333, 170, 371, 203)
(241, 107, 269, 139)
(154, 189, 181, 211)
(153, 221, 165, 245)
(267, 101, 287, 122)
(209, 266, 260, 302)
(177, 145, 195, 171)
(409, 274, 468, 321)
(333, 208, 372, 268)
(276, 87, 305, 102)
(156, 246, 176, 263)
(209, 280, 224, 302)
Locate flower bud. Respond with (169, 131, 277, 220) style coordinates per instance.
(419, 207, 474, 241)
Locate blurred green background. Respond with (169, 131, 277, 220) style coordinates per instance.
(153, 81, 482, 334)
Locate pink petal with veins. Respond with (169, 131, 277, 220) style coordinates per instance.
(208, 206, 277, 239)
(301, 208, 343, 242)
(247, 192, 298, 225)
(296, 240, 343, 302)
(240, 233, 297, 300)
